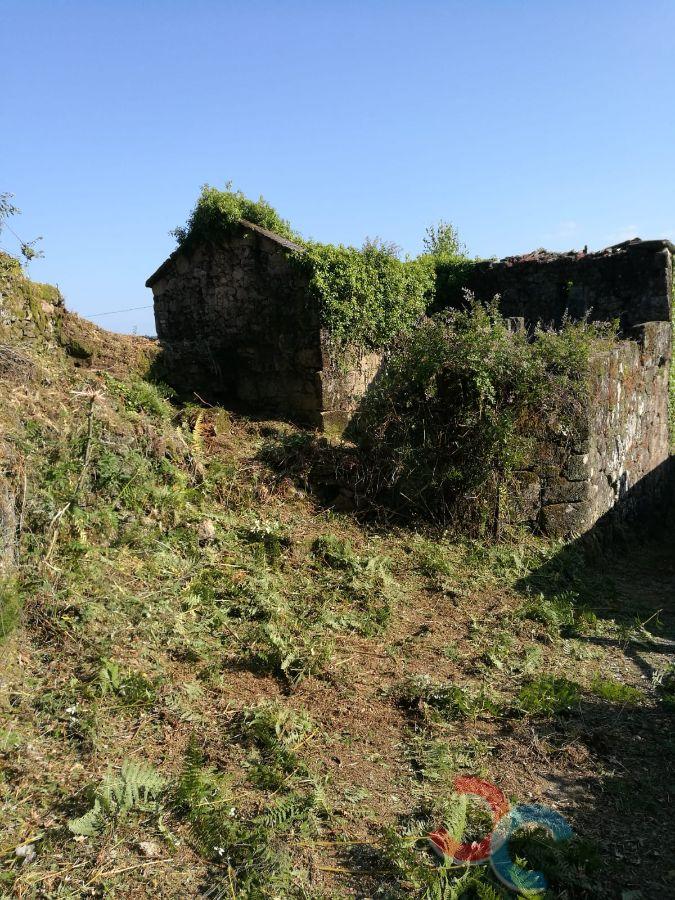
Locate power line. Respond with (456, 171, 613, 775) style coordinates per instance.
(85, 305, 153, 318)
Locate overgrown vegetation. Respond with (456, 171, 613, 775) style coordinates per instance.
(171, 182, 297, 249)
(296, 240, 436, 348)
(349, 300, 617, 531)
(0, 260, 672, 898)
(171, 184, 475, 349)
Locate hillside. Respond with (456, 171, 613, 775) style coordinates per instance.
(1, 258, 674, 899)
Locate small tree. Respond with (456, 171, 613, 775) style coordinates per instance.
(0, 192, 44, 264)
(423, 220, 464, 258)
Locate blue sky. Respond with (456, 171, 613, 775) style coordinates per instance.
(2, 0, 674, 336)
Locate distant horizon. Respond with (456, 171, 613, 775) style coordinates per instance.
(2, 0, 674, 336)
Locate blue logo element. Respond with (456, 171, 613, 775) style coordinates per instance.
(489, 803, 573, 895)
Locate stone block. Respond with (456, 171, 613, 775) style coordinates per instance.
(562, 453, 590, 481)
(543, 477, 589, 505)
(541, 502, 593, 538)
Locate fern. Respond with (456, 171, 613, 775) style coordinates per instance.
(68, 798, 106, 837)
(444, 792, 468, 842)
(68, 759, 165, 835)
(191, 410, 206, 474)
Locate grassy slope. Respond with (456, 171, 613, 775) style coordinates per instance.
(0, 265, 674, 899)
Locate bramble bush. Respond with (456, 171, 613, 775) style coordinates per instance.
(349, 298, 617, 532)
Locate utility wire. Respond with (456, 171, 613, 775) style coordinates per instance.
(85, 305, 153, 318)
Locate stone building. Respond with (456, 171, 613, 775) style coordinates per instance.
(146, 229, 673, 537)
(146, 221, 380, 433)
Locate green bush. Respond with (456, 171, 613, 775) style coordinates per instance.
(349, 300, 617, 530)
(172, 183, 296, 249)
(172, 189, 479, 350)
(295, 240, 435, 349)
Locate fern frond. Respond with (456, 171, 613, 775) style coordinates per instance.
(68, 798, 105, 836)
(67, 758, 166, 835)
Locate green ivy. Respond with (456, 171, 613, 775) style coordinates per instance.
(173, 186, 477, 349)
(172, 183, 297, 249)
(294, 241, 436, 349)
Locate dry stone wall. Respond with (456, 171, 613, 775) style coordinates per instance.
(148, 223, 388, 428)
(149, 223, 324, 422)
(521, 321, 672, 538)
(459, 239, 673, 330)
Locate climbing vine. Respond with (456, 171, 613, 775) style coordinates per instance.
(173, 185, 475, 349)
(293, 241, 436, 349)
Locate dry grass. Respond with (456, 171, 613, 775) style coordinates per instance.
(0, 267, 673, 898)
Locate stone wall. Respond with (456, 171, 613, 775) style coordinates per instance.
(511, 321, 672, 538)
(148, 222, 324, 423)
(458, 239, 673, 330)
(148, 229, 673, 537)
(148, 222, 387, 428)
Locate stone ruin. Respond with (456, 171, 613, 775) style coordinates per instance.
(146, 221, 380, 434)
(146, 228, 673, 537)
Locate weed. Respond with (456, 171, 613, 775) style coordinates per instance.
(243, 517, 291, 564)
(404, 732, 491, 783)
(235, 700, 313, 753)
(103, 372, 174, 418)
(312, 534, 356, 569)
(313, 533, 398, 636)
(174, 737, 323, 897)
(589, 676, 644, 705)
(242, 619, 334, 684)
(654, 664, 675, 710)
(412, 537, 455, 579)
(395, 675, 499, 722)
(516, 676, 583, 716)
(97, 658, 157, 707)
(0, 577, 21, 640)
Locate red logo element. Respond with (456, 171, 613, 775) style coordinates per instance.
(428, 776, 509, 865)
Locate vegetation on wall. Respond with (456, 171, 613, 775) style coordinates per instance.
(171, 183, 297, 250)
(172, 184, 475, 349)
(349, 300, 617, 531)
(294, 241, 436, 349)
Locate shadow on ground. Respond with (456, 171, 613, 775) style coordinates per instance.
(511, 458, 675, 898)
(321, 458, 675, 898)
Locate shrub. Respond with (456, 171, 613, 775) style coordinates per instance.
(349, 299, 616, 531)
(171, 183, 296, 249)
(295, 240, 435, 349)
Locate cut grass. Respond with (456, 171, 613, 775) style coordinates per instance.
(0, 262, 672, 898)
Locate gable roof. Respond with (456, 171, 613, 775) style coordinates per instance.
(145, 219, 305, 288)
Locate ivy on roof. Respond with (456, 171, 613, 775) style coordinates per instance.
(172, 185, 475, 350)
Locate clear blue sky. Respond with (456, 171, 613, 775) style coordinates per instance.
(2, 0, 674, 336)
